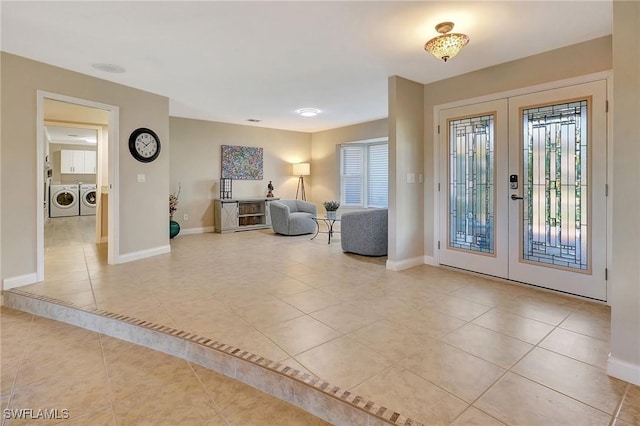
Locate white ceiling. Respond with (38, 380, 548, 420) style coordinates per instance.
(1, 1, 612, 133)
(45, 125, 97, 146)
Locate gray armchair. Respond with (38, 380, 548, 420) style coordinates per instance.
(340, 208, 388, 256)
(270, 200, 317, 236)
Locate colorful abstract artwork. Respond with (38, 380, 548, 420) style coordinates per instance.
(221, 145, 263, 180)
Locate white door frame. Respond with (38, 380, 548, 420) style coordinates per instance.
(432, 71, 613, 302)
(36, 91, 120, 281)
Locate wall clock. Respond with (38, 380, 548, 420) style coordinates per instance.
(129, 128, 161, 163)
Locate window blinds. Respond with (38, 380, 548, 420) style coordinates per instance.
(340, 145, 363, 206)
(339, 142, 388, 208)
(367, 143, 388, 208)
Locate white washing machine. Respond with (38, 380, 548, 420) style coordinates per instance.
(49, 184, 80, 218)
(79, 184, 97, 216)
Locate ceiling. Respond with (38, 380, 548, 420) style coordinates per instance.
(1, 1, 612, 133)
(45, 125, 98, 146)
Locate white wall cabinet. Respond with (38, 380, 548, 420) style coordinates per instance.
(83, 151, 96, 174)
(61, 150, 96, 174)
(214, 198, 278, 233)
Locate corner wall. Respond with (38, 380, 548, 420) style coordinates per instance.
(608, 0, 640, 386)
(388, 76, 424, 268)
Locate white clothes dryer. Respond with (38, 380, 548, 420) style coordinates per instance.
(80, 184, 97, 216)
(49, 184, 80, 217)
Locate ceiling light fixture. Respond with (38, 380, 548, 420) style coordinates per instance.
(91, 63, 126, 73)
(296, 108, 320, 117)
(424, 22, 469, 62)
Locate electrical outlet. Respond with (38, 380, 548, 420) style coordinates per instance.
(183, 214, 189, 221)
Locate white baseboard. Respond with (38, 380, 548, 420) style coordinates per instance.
(424, 255, 437, 266)
(115, 244, 171, 264)
(607, 355, 640, 386)
(3, 272, 38, 290)
(386, 256, 424, 271)
(180, 226, 214, 235)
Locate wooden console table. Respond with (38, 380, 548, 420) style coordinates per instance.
(213, 197, 279, 233)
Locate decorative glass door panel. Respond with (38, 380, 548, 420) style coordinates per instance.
(439, 100, 509, 279)
(449, 114, 495, 255)
(508, 81, 607, 300)
(522, 100, 589, 271)
(439, 80, 607, 301)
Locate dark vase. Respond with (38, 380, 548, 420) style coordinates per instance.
(169, 218, 180, 239)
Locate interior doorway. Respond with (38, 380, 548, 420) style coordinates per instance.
(437, 80, 608, 301)
(36, 91, 120, 281)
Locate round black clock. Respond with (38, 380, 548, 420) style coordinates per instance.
(129, 128, 161, 163)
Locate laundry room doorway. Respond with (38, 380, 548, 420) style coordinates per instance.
(37, 91, 120, 282)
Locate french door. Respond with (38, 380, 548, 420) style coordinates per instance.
(438, 81, 607, 301)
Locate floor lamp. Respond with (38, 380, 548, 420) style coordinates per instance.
(293, 163, 310, 201)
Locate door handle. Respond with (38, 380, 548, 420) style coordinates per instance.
(511, 194, 524, 200)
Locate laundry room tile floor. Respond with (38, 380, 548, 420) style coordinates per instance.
(44, 215, 96, 248)
(6, 219, 640, 425)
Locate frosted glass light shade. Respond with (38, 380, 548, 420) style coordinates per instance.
(292, 163, 310, 176)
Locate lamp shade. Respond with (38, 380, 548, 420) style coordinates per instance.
(424, 22, 469, 62)
(292, 163, 310, 176)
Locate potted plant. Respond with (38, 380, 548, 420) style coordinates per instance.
(323, 200, 340, 219)
(169, 184, 181, 239)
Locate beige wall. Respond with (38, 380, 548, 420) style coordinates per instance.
(310, 119, 387, 207)
(609, 0, 640, 385)
(169, 117, 311, 231)
(1, 52, 170, 284)
(422, 36, 613, 258)
(388, 76, 424, 264)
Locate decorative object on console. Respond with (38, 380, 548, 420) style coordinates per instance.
(220, 178, 233, 199)
(424, 22, 469, 62)
(267, 180, 274, 198)
(221, 145, 263, 180)
(129, 127, 161, 163)
(292, 162, 310, 201)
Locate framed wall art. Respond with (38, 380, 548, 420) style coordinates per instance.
(221, 145, 263, 180)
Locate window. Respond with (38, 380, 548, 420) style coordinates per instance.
(339, 139, 388, 208)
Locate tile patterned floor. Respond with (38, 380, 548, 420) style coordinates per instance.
(3, 215, 640, 425)
(0, 306, 329, 425)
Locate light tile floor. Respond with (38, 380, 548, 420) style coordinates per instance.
(4, 215, 640, 425)
(0, 306, 329, 425)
